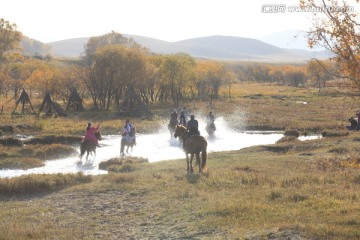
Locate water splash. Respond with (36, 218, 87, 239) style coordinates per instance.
(0, 117, 308, 178)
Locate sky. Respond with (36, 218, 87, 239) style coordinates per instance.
(1, 0, 315, 43)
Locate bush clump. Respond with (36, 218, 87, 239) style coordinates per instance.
(0, 172, 92, 197)
(99, 157, 148, 171)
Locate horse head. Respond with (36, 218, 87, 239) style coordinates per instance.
(174, 125, 186, 138)
(94, 131, 102, 141)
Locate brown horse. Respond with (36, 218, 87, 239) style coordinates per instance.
(80, 131, 102, 161)
(205, 122, 216, 137)
(168, 118, 178, 138)
(174, 125, 207, 173)
(120, 127, 136, 156)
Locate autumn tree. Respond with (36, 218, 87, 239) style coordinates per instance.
(85, 45, 146, 110)
(83, 31, 143, 66)
(26, 62, 63, 97)
(0, 18, 22, 62)
(300, 0, 360, 88)
(307, 59, 335, 91)
(158, 53, 195, 107)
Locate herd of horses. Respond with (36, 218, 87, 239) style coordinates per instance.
(80, 118, 215, 174)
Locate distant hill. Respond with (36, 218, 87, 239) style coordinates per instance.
(20, 36, 52, 56)
(48, 37, 89, 57)
(46, 34, 332, 62)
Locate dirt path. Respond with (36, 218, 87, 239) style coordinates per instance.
(42, 190, 230, 239)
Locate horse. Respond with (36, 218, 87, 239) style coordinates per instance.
(174, 125, 207, 173)
(168, 118, 178, 138)
(120, 126, 136, 156)
(205, 122, 216, 137)
(80, 131, 102, 161)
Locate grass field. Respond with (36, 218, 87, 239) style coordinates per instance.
(0, 82, 359, 239)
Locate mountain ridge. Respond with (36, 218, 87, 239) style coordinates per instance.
(45, 33, 330, 62)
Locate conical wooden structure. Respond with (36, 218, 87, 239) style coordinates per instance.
(118, 86, 152, 117)
(66, 88, 84, 111)
(38, 92, 67, 117)
(12, 89, 35, 114)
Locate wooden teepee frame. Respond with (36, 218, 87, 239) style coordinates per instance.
(118, 85, 152, 117)
(66, 88, 84, 111)
(38, 92, 67, 117)
(12, 89, 35, 114)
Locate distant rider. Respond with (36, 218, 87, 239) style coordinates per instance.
(187, 115, 200, 135)
(169, 110, 179, 128)
(206, 111, 216, 131)
(84, 122, 100, 147)
(179, 110, 186, 126)
(348, 117, 358, 130)
(122, 118, 136, 145)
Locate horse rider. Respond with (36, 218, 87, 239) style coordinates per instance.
(187, 115, 200, 135)
(169, 109, 179, 127)
(122, 118, 136, 145)
(206, 111, 216, 128)
(179, 110, 186, 126)
(206, 111, 215, 124)
(84, 122, 100, 147)
(171, 110, 178, 122)
(348, 117, 358, 130)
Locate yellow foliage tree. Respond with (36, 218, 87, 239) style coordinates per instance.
(301, 0, 360, 87)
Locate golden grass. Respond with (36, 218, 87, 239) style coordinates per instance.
(0, 172, 92, 198)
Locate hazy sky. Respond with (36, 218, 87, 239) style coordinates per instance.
(1, 0, 313, 43)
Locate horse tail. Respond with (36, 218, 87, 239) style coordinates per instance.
(201, 140, 207, 171)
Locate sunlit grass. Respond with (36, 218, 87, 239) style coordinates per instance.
(0, 172, 92, 197)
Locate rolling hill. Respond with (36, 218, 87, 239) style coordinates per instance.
(46, 34, 331, 62)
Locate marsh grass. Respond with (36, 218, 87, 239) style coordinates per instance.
(0, 157, 43, 170)
(0, 172, 92, 197)
(0, 144, 77, 170)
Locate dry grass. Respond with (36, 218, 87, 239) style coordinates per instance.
(0, 172, 92, 198)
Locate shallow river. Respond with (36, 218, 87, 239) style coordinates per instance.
(0, 117, 319, 178)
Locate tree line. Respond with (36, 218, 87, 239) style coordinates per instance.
(1, 0, 359, 112)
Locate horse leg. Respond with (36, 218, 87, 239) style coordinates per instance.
(196, 153, 201, 173)
(120, 139, 124, 156)
(189, 154, 194, 173)
(186, 153, 190, 172)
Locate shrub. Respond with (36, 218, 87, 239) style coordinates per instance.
(322, 131, 349, 138)
(284, 129, 300, 138)
(99, 157, 148, 171)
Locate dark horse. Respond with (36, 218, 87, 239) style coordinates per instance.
(168, 118, 178, 138)
(205, 122, 216, 137)
(120, 127, 136, 156)
(80, 131, 102, 161)
(174, 125, 207, 173)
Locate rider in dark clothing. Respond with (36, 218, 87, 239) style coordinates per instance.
(187, 115, 200, 135)
(179, 111, 186, 126)
(348, 117, 358, 130)
(171, 110, 178, 121)
(206, 111, 215, 125)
